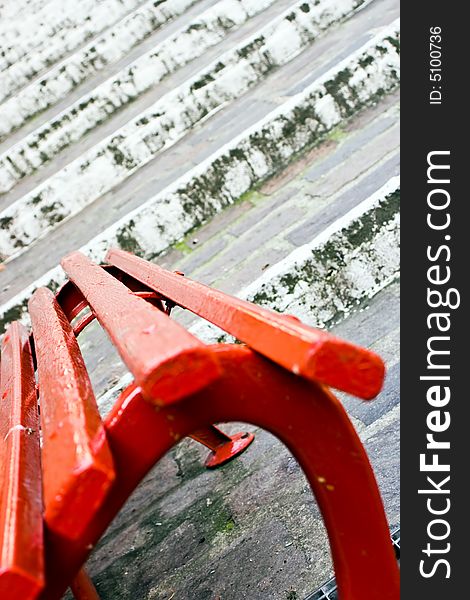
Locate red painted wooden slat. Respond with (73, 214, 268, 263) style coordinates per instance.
(28, 288, 115, 540)
(0, 322, 44, 599)
(106, 248, 385, 399)
(61, 252, 220, 405)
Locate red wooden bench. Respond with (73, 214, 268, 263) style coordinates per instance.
(0, 249, 400, 600)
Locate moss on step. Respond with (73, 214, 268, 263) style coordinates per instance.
(237, 36, 265, 60)
(190, 72, 215, 92)
(359, 54, 375, 68)
(0, 299, 29, 333)
(173, 240, 192, 255)
(251, 187, 400, 317)
(326, 126, 347, 143)
(116, 220, 144, 255)
(187, 22, 205, 32)
(386, 35, 400, 53)
(237, 189, 265, 205)
(0, 216, 13, 228)
(108, 145, 137, 169)
(324, 67, 354, 113)
(40, 203, 65, 227)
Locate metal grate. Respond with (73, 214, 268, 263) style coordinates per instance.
(391, 526, 400, 558)
(304, 576, 338, 600)
(304, 526, 400, 600)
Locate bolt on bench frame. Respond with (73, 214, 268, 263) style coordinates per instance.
(0, 249, 399, 600)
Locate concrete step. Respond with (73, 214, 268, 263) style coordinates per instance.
(0, 0, 274, 144)
(0, 0, 50, 27)
(0, 16, 399, 272)
(0, 0, 149, 96)
(0, 0, 358, 194)
(0, 88, 399, 331)
(0, 0, 390, 260)
(0, 0, 389, 204)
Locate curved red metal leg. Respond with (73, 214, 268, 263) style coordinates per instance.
(70, 568, 100, 600)
(39, 345, 398, 600)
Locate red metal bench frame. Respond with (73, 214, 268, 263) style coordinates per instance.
(0, 249, 400, 600)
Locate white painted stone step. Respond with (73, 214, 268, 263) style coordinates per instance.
(0, 0, 149, 86)
(0, 92, 399, 332)
(0, 19, 399, 262)
(0, 0, 240, 138)
(0, 0, 286, 184)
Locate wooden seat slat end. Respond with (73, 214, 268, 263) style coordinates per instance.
(0, 571, 44, 600)
(301, 336, 385, 400)
(0, 321, 44, 599)
(28, 288, 115, 540)
(140, 345, 221, 406)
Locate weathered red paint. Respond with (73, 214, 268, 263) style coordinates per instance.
(54, 275, 253, 470)
(106, 248, 385, 399)
(37, 346, 398, 600)
(191, 425, 254, 468)
(71, 292, 162, 337)
(69, 568, 100, 600)
(0, 322, 44, 600)
(1, 252, 396, 599)
(205, 431, 255, 468)
(28, 288, 116, 540)
(71, 309, 96, 337)
(61, 252, 221, 405)
(55, 269, 165, 326)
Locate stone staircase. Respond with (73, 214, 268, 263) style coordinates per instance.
(0, 1, 400, 598)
